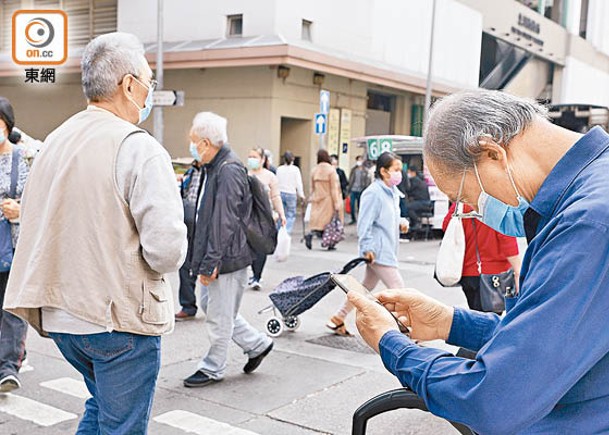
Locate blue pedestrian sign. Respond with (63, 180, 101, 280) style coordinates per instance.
(315, 113, 327, 135)
(320, 90, 330, 114)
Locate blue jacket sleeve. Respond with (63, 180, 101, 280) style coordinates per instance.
(446, 307, 501, 352)
(379, 218, 609, 434)
(357, 189, 380, 255)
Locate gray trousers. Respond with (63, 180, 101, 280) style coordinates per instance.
(197, 268, 271, 379)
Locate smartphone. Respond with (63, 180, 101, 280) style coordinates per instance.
(331, 274, 409, 335)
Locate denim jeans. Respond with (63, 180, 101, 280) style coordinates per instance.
(350, 191, 362, 223)
(0, 271, 27, 380)
(197, 268, 272, 379)
(49, 331, 161, 435)
(280, 192, 297, 234)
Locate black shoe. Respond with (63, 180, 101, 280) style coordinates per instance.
(243, 342, 273, 374)
(183, 370, 221, 388)
(304, 234, 313, 250)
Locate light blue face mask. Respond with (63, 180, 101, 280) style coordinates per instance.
(189, 142, 201, 161)
(474, 162, 529, 237)
(247, 157, 261, 171)
(129, 77, 154, 124)
(0, 131, 5, 144)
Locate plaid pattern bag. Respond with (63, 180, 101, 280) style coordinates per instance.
(321, 213, 344, 248)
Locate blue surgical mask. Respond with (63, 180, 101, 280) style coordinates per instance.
(474, 162, 529, 237)
(189, 142, 201, 161)
(0, 131, 5, 144)
(247, 157, 261, 171)
(129, 77, 154, 124)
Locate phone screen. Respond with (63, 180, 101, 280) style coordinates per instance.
(331, 274, 409, 335)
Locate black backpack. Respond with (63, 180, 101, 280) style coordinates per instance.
(246, 174, 278, 255)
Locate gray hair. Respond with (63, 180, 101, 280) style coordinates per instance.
(423, 90, 548, 172)
(192, 112, 228, 147)
(81, 32, 150, 101)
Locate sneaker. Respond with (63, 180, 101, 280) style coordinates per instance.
(0, 374, 21, 393)
(243, 342, 273, 374)
(175, 310, 196, 321)
(250, 280, 261, 291)
(183, 371, 221, 388)
(326, 315, 352, 336)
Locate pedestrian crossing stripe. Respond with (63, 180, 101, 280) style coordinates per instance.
(154, 410, 260, 435)
(40, 377, 91, 399)
(0, 393, 78, 426)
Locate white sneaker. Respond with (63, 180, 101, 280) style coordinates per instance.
(0, 374, 21, 393)
(250, 280, 261, 291)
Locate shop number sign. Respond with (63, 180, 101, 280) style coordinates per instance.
(367, 137, 393, 160)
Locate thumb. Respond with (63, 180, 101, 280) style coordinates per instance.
(347, 290, 367, 309)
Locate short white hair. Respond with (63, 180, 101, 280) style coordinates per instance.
(192, 112, 228, 147)
(424, 90, 548, 172)
(81, 32, 150, 101)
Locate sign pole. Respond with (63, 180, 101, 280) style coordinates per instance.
(153, 0, 164, 144)
(423, 0, 436, 130)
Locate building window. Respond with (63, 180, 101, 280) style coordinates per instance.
(227, 14, 243, 37)
(302, 19, 312, 41)
(0, 0, 20, 53)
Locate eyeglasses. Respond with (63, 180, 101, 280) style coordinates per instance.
(452, 170, 482, 219)
(119, 75, 158, 91)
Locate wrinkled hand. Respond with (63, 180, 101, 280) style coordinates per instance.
(1, 199, 20, 221)
(199, 267, 218, 286)
(363, 251, 375, 265)
(377, 289, 454, 341)
(347, 291, 399, 353)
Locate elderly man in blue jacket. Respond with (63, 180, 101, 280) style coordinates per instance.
(350, 89, 609, 434)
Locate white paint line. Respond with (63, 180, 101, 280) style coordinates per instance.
(40, 377, 91, 399)
(154, 410, 259, 435)
(0, 393, 78, 426)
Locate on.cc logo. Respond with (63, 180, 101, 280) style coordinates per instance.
(25, 17, 55, 48)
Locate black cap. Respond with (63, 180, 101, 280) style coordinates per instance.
(0, 97, 15, 134)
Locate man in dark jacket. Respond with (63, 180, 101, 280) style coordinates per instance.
(404, 165, 431, 229)
(184, 112, 273, 388)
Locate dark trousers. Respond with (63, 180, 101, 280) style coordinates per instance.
(0, 271, 27, 378)
(252, 251, 267, 281)
(179, 206, 197, 315)
(405, 200, 431, 227)
(459, 276, 483, 312)
(178, 262, 197, 315)
(350, 191, 362, 223)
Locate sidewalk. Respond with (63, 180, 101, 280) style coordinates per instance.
(8, 224, 466, 434)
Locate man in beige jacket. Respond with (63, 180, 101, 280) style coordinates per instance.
(3, 33, 186, 434)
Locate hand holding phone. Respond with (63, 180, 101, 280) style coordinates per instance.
(331, 274, 409, 335)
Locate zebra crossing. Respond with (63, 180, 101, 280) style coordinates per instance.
(0, 376, 259, 434)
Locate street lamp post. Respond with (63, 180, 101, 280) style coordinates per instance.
(153, 0, 164, 144)
(423, 0, 437, 131)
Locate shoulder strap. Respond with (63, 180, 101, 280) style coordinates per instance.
(9, 146, 20, 199)
(472, 220, 482, 274)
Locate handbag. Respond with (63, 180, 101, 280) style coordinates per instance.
(434, 204, 465, 287)
(321, 213, 344, 248)
(0, 147, 21, 272)
(473, 220, 515, 313)
(273, 226, 291, 262)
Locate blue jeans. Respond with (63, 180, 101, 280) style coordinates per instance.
(0, 271, 27, 380)
(350, 191, 362, 223)
(280, 192, 297, 234)
(49, 331, 161, 435)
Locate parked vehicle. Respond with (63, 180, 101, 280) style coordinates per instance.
(352, 135, 449, 230)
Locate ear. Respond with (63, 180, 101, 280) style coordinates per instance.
(478, 135, 507, 162)
(121, 74, 136, 96)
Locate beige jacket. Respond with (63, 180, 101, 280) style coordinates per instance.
(4, 108, 180, 336)
(309, 162, 344, 231)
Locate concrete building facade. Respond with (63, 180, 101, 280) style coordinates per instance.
(0, 0, 607, 184)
